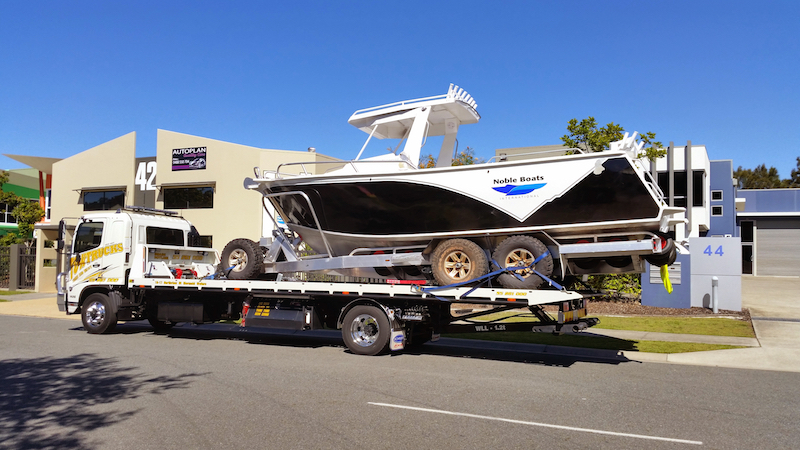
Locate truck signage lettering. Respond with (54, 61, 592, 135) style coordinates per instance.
(70, 243, 124, 278)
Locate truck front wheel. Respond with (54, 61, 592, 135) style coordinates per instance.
(341, 305, 390, 356)
(81, 293, 117, 334)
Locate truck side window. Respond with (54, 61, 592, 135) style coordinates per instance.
(146, 227, 185, 246)
(74, 222, 104, 254)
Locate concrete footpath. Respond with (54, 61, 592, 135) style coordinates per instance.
(1, 276, 799, 372)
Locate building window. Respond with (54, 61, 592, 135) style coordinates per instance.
(711, 206, 723, 216)
(658, 171, 688, 207)
(45, 189, 52, 221)
(163, 186, 214, 209)
(657, 170, 705, 207)
(692, 170, 704, 207)
(84, 190, 125, 211)
(711, 190, 723, 201)
(0, 203, 16, 224)
(740, 220, 754, 243)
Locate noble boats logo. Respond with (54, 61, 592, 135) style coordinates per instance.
(492, 175, 546, 196)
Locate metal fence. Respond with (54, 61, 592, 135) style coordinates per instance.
(0, 245, 36, 290)
(18, 246, 36, 289)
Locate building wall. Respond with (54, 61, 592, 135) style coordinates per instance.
(737, 189, 800, 277)
(752, 218, 800, 277)
(33, 129, 340, 292)
(653, 143, 711, 240)
(495, 145, 569, 162)
(154, 129, 339, 249)
(708, 160, 737, 236)
(51, 132, 137, 222)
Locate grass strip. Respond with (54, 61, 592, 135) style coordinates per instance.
(0, 290, 32, 296)
(593, 315, 755, 338)
(445, 331, 743, 354)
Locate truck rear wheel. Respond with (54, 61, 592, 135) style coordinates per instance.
(220, 238, 263, 280)
(430, 239, 488, 286)
(341, 305, 390, 356)
(81, 293, 117, 334)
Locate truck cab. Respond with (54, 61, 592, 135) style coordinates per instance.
(57, 207, 218, 332)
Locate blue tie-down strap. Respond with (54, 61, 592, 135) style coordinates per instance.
(415, 250, 563, 301)
(206, 265, 237, 280)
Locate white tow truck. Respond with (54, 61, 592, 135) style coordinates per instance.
(56, 207, 597, 355)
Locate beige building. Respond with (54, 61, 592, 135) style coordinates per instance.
(17, 130, 339, 292)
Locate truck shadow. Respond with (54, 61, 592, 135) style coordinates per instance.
(0, 353, 204, 449)
(102, 322, 634, 368)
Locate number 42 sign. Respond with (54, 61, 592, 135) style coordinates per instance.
(135, 161, 157, 191)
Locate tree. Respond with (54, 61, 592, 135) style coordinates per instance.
(560, 116, 665, 161)
(789, 157, 800, 188)
(560, 116, 667, 300)
(419, 147, 485, 168)
(733, 164, 787, 189)
(0, 171, 45, 246)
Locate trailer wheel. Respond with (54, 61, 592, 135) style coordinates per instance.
(493, 236, 554, 289)
(81, 293, 117, 334)
(645, 237, 677, 267)
(341, 305, 390, 356)
(220, 238, 263, 280)
(431, 239, 488, 286)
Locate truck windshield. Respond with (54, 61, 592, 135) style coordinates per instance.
(146, 227, 185, 246)
(74, 222, 104, 254)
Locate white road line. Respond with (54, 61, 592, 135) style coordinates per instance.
(368, 402, 703, 446)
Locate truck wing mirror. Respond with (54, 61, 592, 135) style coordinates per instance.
(57, 219, 66, 250)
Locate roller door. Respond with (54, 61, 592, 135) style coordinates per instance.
(755, 219, 800, 276)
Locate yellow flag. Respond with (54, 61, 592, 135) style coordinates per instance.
(660, 265, 673, 294)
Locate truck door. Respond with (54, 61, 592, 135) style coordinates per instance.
(69, 219, 108, 285)
(56, 218, 77, 312)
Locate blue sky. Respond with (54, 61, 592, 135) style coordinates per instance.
(1, 0, 798, 178)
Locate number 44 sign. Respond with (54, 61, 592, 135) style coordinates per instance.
(703, 245, 724, 256)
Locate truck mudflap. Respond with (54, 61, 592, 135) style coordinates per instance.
(56, 272, 67, 313)
(390, 329, 405, 351)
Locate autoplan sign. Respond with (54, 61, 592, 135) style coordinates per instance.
(172, 147, 207, 171)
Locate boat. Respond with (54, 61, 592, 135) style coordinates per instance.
(242, 84, 684, 288)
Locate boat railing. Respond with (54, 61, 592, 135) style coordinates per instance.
(641, 167, 667, 201)
(262, 159, 418, 179)
(486, 147, 585, 163)
(261, 191, 334, 258)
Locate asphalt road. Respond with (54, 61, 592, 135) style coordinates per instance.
(1, 316, 798, 450)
